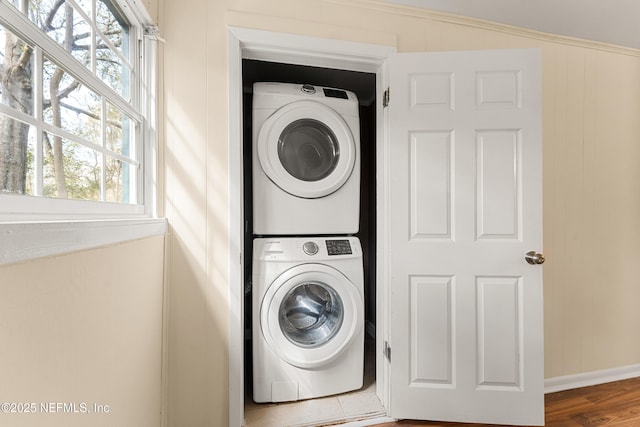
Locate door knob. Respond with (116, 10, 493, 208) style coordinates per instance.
(525, 251, 545, 265)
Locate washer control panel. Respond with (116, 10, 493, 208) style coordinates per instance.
(256, 237, 360, 261)
(302, 241, 319, 256)
(326, 239, 352, 256)
(301, 84, 316, 94)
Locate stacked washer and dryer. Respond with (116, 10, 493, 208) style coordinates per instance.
(251, 82, 365, 403)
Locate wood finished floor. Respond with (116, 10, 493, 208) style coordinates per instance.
(373, 377, 640, 427)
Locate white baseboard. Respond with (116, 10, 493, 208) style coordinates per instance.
(337, 416, 396, 426)
(544, 363, 640, 394)
(363, 322, 640, 395)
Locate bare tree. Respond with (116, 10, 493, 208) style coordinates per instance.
(0, 31, 33, 193)
(0, 0, 124, 198)
(48, 2, 75, 198)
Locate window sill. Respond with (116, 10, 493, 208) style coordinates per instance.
(0, 218, 168, 266)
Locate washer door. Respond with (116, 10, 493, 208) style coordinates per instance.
(260, 264, 363, 369)
(257, 100, 356, 199)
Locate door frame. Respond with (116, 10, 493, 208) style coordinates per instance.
(227, 26, 396, 426)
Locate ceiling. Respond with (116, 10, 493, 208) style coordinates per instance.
(383, 0, 640, 50)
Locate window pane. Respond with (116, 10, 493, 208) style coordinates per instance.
(43, 131, 101, 201)
(24, 127, 37, 196)
(96, 0, 129, 56)
(29, 0, 91, 66)
(96, 0, 131, 99)
(70, 11, 92, 67)
(0, 25, 34, 116)
(26, 0, 131, 98)
(0, 114, 34, 194)
(0, 0, 147, 213)
(97, 41, 129, 98)
(105, 156, 135, 203)
(74, 0, 93, 18)
(106, 102, 133, 156)
(43, 57, 102, 146)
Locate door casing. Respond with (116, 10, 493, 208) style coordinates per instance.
(227, 26, 396, 426)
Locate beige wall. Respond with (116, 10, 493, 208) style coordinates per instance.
(142, 0, 158, 23)
(159, 0, 640, 425)
(0, 236, 165, 427)
(420, 13, 640, 377)
(544, 48, 640, 375)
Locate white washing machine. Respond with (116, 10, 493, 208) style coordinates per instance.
(252, 82, 360, 235)
(252, 236, 364, 402)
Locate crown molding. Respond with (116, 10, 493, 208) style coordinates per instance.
(326, 0, 640, 57)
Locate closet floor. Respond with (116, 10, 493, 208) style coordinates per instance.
(244, 338, 385, 426)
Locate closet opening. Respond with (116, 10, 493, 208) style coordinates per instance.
(241, 58, 380, 426)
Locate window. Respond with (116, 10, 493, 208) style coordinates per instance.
(0, 0, 156, 219)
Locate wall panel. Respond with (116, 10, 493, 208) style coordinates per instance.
(0, 237, 164, 427)
(159, 0, 640, 423)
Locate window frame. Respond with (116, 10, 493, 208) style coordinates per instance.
(0, 0, 158, 220)
(0, 0, 163, 266)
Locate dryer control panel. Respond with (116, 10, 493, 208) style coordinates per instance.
(326, 239, 352, 255)
(322, 88, 348, 99)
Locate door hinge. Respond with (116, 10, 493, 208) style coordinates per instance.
(384, 341, 391, 362)
(383, 88, 390, 108)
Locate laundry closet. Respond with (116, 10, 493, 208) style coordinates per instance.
(241, 59, 381, 425)
(230, 26, 545, 425)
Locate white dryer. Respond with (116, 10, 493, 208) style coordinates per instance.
(252, 236, 364, 402)
(252, 82, 360, 235)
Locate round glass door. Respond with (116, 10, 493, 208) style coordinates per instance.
(257, 100, 356, 199)
(261, 264, 363, 369)
(278, 282, 344, 348)
(278, 119, 340, 182)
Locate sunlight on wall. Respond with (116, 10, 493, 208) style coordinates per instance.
(159, 0, 640, 425)
(0, 236, 164, 427)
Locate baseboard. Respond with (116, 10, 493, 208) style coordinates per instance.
(364, 322, 640, 395)
(544, 363, 640, 394)
(336, 416, 396, 426)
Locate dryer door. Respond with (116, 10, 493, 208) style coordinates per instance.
(260, 264, 363, 369)
(257, 100, 356, 198)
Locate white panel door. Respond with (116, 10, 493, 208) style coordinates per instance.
(386, 49, 543, 425)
